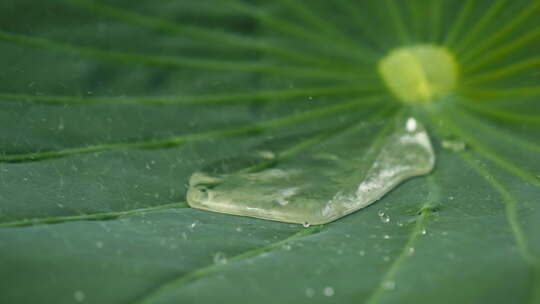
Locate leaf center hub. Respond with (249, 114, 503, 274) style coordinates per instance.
(378, 45, 458, 104)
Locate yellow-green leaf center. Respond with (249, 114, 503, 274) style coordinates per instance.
(378, 45, 459, 104)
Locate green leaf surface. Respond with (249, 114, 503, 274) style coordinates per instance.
(1, 0, 539, 303)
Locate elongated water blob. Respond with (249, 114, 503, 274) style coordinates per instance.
(186, 118, 435, 225)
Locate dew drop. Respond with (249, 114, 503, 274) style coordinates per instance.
(305, 288, 315, 298)
(213, 252, 228, 265)
(359, 250, 366, 256)
(303, 222, 311, 228)
(383, 234, 391, 239)
(235, 227, 243, 232)
(442, 139, 467, 152)
(256, 150, 276, 160)
(407, 247, 415, 256)
(323, 287, 335, 297)
(382, 280, 396, 290)
(74, 290, 86, 302)
(95, 241, 104, 249)
(421, 228, 427, 235)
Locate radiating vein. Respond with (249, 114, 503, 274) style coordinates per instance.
(237, 103, 397, 175)
(436, 113, 540, 187)
(454, 0, 508, 54)
(462, 0, 540, 63)
(431, 116, 540, 303)
(365, 176, 439, 304)
(429, 0, 443, 43)
(460, 101, 540, 124)
(383, 0, 410, 43)
(452, 107, 540, 153)
(274, 0, 349, 41)
(0, 202, 188, 228)
(223, 0, 380, 64)
(133, 225, 325, 304)
(64, 0, 345, 69)
(0, 95, 388, 163)
(457, 153, 539, 267)
(460, 86, 540, 100)
(0, 85, 382, 105)
(444, 0, 476, 46)
(0, 106, 397, 227)
(0, 30, 360, 82)
(464, 27, 540, 73)
(407, 0, 423, 41)
(464, 55, 540, 85)
(335, 0, 386, 51)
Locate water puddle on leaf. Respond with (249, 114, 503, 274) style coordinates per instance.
(187, 117, 435, 225)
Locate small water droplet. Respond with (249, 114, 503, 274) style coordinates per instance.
(213, 252, 228, 265)
(235, 227, 243, 232)
(421, 228, 427, 235)
(359, 250, 366, 256)
(383, 280, 396, 290)
(383, 256, 390, 262)
(407, 247, 415, 255)
(442, 139, 466, 152)
(256, 150, 276, 160)
(95, 241, 104, 249)
(303, 222, 311, 228)
(190, 222, 197, 229)
(57, 118, 64, 131)
(305, 288, 315, 298)
(323, 287, 335, 297)
(74, 290, 86, 302)
(282, 244, 292, 251)
(383, 234, 391, 239)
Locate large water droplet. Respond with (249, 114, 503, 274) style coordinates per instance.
(187, 118, 435, 225)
